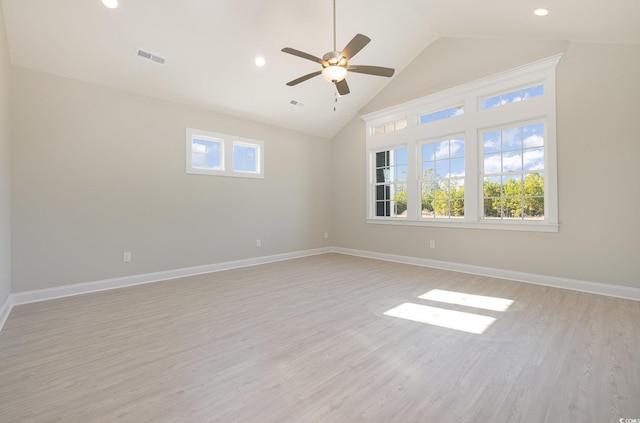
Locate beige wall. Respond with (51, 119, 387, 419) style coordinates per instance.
(7, 36, 640, 294)
(0, 3, 11, 305)
(10, 68, 332, 291)
(333, 38, 640, 288)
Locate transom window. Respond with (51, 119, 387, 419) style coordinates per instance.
(186, 128, 264, 179)
(373, 118, 408, 136)
(480, 84, 544, 110)
(362, 54, 561, 232)
(419, 105, 464, 125)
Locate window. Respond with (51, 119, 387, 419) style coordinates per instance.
(373, 118, 408, 135)
(480, 84, 544, 110)
(420, 137, 465, 219)
(362, 54, 561, 232)
(419, 105, 464, 125)
(186, 128, 264, 178)
(374, 147, 408, 217)
(233, 142, 260, 174)
(482, 122, 545, 220)
(191, 136, 223, 171)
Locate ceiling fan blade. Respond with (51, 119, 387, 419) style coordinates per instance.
(286, 70, 322, 86)
(347, 65, 395, 78)
(340, 34, 371, 61)
(281, 47, 326, 65)
(335, 79, 350, 96)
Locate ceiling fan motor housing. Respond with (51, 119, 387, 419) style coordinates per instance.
(322, 51, 346, 67)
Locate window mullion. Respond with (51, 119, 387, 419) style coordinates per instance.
(406, 140, 418, 220)
(224, 138, 233, 173)
(465, 127, 479, 222)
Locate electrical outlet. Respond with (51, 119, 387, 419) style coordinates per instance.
(256, 239, 262, 247)
(324, 232, 329, 239)
(429, 240, 436, 249)
(123, 252, 132, 262)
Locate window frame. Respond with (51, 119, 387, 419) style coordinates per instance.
(362, 54, 562, 232)
(232, 140, 262, 175)
(418, 134, 466, 220)
(480, 120, 547, 221)
(371, 145, 409, 218)
(186, 128, 264, 179)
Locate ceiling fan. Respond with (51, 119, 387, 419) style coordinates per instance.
(281, 0, 395, 96)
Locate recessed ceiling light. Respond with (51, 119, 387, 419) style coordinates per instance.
(533, 8, 549, 16)
(102, 0, 118, 9)
(255, 56, 266, 67)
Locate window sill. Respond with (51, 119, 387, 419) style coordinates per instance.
(366, 218, 559, 233)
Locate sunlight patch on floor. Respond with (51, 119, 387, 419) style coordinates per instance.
(384, 302, 497, 334)
(419, 289, 514, 312)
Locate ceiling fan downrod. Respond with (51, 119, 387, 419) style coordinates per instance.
(332, 0, 337, 52)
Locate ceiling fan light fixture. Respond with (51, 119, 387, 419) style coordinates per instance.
(281, 0, 394, 95)
(102, 0, 118, 9)
(322, 65, 347, 83)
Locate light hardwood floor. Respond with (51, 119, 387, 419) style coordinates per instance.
(1, 253, 639, 422)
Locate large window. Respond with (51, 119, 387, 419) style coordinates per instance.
(420, 137, 465, 219)
(186, 128, 263, 179)
(362, 54, 561, 232)
(482, 122, 545, 220)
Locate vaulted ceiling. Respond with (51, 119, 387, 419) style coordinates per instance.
(2, 0, 639, 138)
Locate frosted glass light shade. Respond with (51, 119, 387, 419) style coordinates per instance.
(322, 65, 347, 82)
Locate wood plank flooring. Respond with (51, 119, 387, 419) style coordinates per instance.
(0, 253, 639, 422)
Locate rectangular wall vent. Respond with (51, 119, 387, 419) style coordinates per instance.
(136, 48, 166, 65)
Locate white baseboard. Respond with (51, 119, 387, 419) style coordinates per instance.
(0, 294, 12, 332)
(332, 247, 640, 301)
(2, 245, 638, 333)
(10, 247, 331, 307)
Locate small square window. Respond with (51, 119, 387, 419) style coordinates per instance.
(233, 142, 259, 173)
(191, 138, 222, 170)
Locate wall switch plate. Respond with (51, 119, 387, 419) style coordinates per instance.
(256, 239, 262, 247)
(123, 252, 132, 262)
(429, 240, 436, 249)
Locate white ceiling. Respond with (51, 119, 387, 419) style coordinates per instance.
(2, 0, 639, 138)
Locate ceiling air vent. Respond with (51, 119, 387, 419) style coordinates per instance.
(136, 48, 166, 65)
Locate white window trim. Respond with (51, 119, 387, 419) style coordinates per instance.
(361, 54, 562, 232)
(186, 128, 264, 179)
